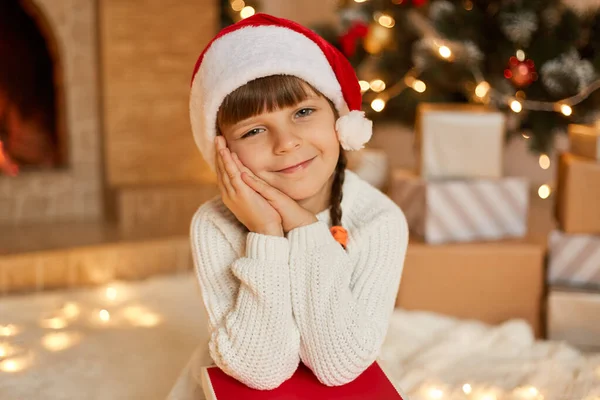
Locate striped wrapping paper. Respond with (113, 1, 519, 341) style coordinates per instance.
(390, 170, 529, 244)
(548, 230, 600, 288)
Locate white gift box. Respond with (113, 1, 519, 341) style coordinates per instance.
(415, 103, 505, 180)
(389, 170, 529, 244)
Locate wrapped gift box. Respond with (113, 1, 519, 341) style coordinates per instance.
(569, 123, 600, 161)
(548, 230, 600, 289)
(347, 148, 390, 191)
(415, 103, 505, 180)
(389, 169, 529, 244)
(547, 287, 600, 350)
(556, 153, 600, 234)
(395, 240, 545, 337)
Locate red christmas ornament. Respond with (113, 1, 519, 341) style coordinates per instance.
(504, 56, 538, 88)
(339, 21, 369, 58)
(392, 0, 428, 6)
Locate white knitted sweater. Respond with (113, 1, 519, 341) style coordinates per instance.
(168, 170, 408, 398)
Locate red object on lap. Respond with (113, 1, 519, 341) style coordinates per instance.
(201, 361, 404, 400)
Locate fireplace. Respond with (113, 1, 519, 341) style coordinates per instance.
(0, 0, 103, 225)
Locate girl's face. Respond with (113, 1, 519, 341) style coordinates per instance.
(220, 92, 340, 202)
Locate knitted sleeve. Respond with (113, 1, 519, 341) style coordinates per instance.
(286, 206, 408, 386)
(190, 206, 300, 390)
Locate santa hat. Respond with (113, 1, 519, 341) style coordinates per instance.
(189, 13, 373, 171)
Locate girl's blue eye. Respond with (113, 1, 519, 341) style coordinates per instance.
(242, 128, 263, 139)
(295, 108, 315, 118)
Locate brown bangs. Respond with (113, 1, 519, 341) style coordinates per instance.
(216, 75, 321, 129)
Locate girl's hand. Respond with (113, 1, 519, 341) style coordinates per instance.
(232, 154, 318, 233)
(215, 136, 284, 237)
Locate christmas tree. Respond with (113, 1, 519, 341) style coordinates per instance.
(313, 0, 600, 153)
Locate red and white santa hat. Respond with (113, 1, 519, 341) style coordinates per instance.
(189, 13, 373, 171)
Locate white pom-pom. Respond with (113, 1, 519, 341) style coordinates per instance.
(335, 110, 373, 151)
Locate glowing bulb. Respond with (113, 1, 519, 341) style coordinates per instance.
(371, 98, 386, 112)
(438, 45, 452, 59)
(40, 316, 67, 330)
(354, 0, 368, 3)
(527, 387, 539, 396)
(378, 14, 395, 28)
(522, 132, 530, 139)
(475, 81, 490, 98)
(412, 80, 426, 93)
(105, 286, 117, 301)
(480, 395, 497, 400)
(560, 104, 572, 116)
(359, 80, 370, 92)
(240, 6, 255, 18)
(516, 49, 526, 61)
(428, 388, 443, 399)
(538, 184, 551, 199)
(463, 383, 472, 394)
(42, 332, 81, 352)
(0, 325, 19, 337)
(62, 302, 80, 320)
(539, 154, 550, 170)
(230, 0, 245, 11)
(99, 309, 110, 322)
(0, 356, 30, 373)
(510, 100, 522, 113)
(369, 79, 386, 92)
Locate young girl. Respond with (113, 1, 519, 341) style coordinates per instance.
(167, 13, 408, 399)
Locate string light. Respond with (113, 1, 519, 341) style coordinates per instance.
(475, 81, 490, 98)
(510, 100, 523, 113)
(538, 184, 551, 199)
(230, 0, 245, 12)
(240, 6, 255, 19)
(371, 98, 386, 112)
(522, 132, 530, 139)
(42, 332, 82, 352)
(560, 104, 572, 116)
(39, 316, 68, 330)
(539, 154, 551, 169)
(463, 383, 472, 394)
(62, 302, 80, 320)
(369, 79, 386, 92)
(412, 79, 427, 93)
(428, 388, 444, 399)
(377, 14, 395, 28)
(99, 309, 110, 323)
(0, 324, 19, 337)
(516, 49, 526, 62)
(438, 45, 452, 59)
(354, 0, 368, 3)
(105, 287, 117, 301)
(359, 80, 370, 93)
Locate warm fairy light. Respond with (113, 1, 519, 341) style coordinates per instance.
(354, 0, 368, 3)
(463, 383, 472, 394)
(516, 49, 526, 62)
(240, 6, 255, 18)
(538, 184, 551, 199)
(475, 81, 490, 98)
(0, 325, 19, 337)
(438, 45, 452, 59)
(512, 386, 540, 399)
(230, 0, 245, 12)
(42, 332, 81, 352)
(0, 343, 17, 358)
(359, 80, 370, 93)
(522, 132, 530, 139)
(510, 100, 522, 113)
(378, 14, 395, 28)
(539, 154, 551, 169)
(428, 388, 444, 399)
(123, 306, 162, 327)
(560, 104, 572, 116)
(62, 302, 80, 320)
(99, 309, 110, 323)
(105, 286, 117, 301)
(369, 79, 386, 92)
(40, 316, 68, 330)
(480, 395, 497, 400)
(0, 356, 31, 373)
(371, 98, 386, 112)
(412, 79, 427, 93)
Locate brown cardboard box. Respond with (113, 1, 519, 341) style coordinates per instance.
(415, 103, 505, 180)
(547, 287, 600, 351)
(568, 124, 600, 161)
(556, 153, 600, 234)
(395, 239, 545, 338)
